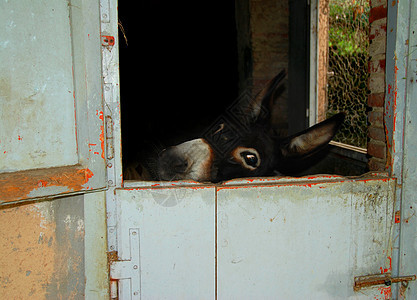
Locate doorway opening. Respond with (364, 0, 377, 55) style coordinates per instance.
(117, 0, 371, 182)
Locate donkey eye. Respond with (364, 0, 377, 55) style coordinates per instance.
(232, 147, 261, 170)
(241, 151, 258, 168)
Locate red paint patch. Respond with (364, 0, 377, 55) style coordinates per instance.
(395, 211, 401, 223)
(77, 168, 94, 184)
(376, 286, 391, 300)
(37, 180, 48, 188)
(375, 255, 392, 299)
(101, 35, 115, 46)
(88, 143, 97, 154)
(99, 126, 105, 159)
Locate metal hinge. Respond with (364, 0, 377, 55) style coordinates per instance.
(105, 114, 114, 160)
(109, 228, 141, 300)
(354, 273, 416, 291)
(103, 83, 118, 187)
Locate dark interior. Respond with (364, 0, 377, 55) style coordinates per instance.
(119, 2, 239, 168)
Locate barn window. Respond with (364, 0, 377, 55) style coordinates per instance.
(307, 0, 371, 176)
(325, 0, 369, 149)
(312, 0, 388, 175)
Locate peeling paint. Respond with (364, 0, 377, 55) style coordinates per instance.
(217, 174, 392, 192)
(0, 203, 56, 299)
(46, 195, 85, 299)
(0, 166, 94, 203)
(376, 286, 391, 300)
(96, 110, 105, 159)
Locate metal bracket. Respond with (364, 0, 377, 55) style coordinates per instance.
(103, 83, 116, 188)
(110, 228, 141, 299)
(99, 0, 110, 23)
(354, 273, 416, 291)
(105, 114, 114, 160)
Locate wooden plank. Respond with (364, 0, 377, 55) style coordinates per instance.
(0, 165, 95, 204)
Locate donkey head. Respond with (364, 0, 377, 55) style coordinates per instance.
(157, 70, 344, 182)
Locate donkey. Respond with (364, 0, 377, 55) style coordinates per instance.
(157, 70, 344, 183)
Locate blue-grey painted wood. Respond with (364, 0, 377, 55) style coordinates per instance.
(217, 176, 395, 299)
(0, 1, 78, 172)
(114, 175, 395, 298)
(0, 0, 107, 203)
(386, 1, 417, 298)
(115, 187, 216, 299)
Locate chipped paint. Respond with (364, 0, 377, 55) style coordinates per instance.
(376, 286, 391, 300)
(1, 195, 88, 298)
(96, 110, 106, 159)
(217, 173, 392, 192)
(0, 166, 94, 203)
(0, 202, 56, 299)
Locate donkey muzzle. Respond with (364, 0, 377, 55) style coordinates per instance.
(156, 138, 214, 182)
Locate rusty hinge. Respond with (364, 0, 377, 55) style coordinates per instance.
(354, 273, 416, 291)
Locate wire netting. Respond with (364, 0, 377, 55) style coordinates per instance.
(327, 0, 369, 148)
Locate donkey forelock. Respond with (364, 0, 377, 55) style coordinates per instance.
(156, 70, 345, 182)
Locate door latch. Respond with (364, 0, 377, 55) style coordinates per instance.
(354, 273, 416, 291)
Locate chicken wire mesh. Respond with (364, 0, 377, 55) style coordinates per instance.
(326, 0, 369, 149)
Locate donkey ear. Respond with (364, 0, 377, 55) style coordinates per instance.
(248, 70, 287, 124)
(278, 113, 345, 158)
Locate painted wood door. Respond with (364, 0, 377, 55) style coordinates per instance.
(100, 0, 416, 298)
(112, 174, 396, 299)
(0, 0, 107, 204)
(113, 185, 216, 299)
(217, 175, 395, 299)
